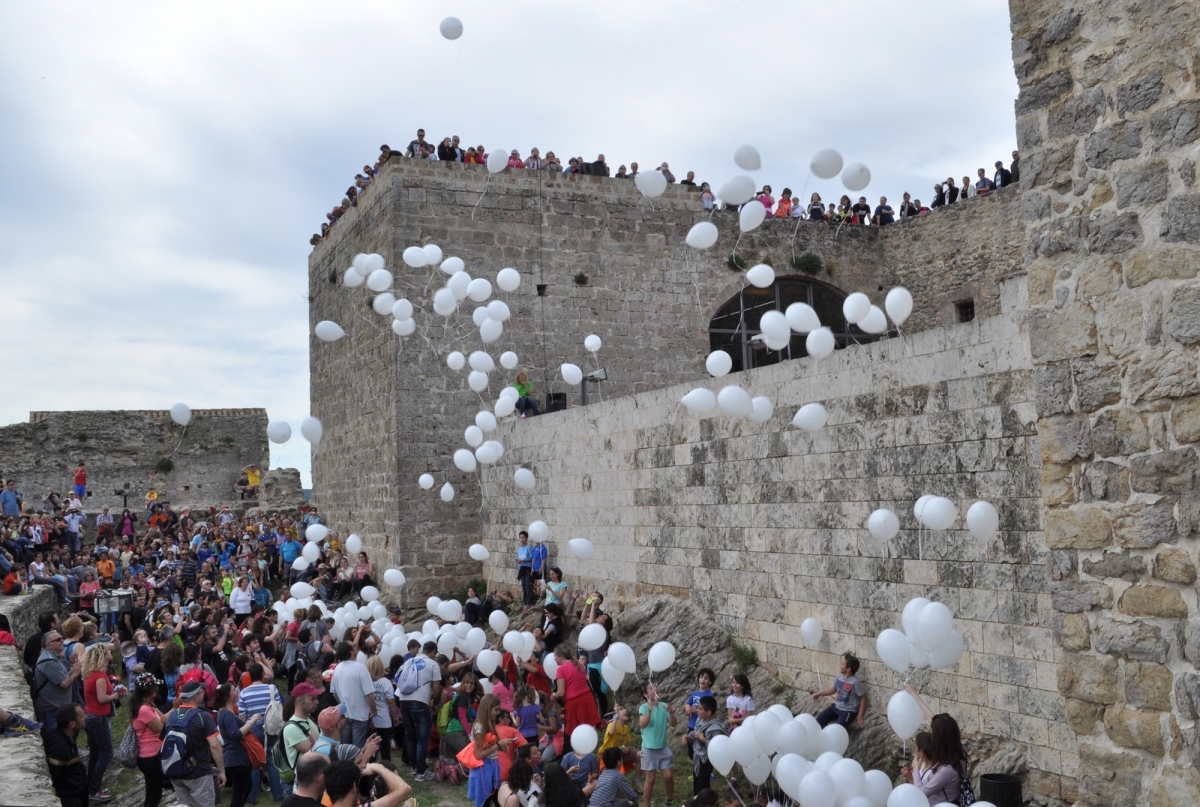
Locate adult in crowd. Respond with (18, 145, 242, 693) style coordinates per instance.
(514, 372, 539, 419)
(873, 197, 895, 226)
(396, 640, 441, 781)
(1010, 151, 1020, 182)
(330, 640, 376, 748)
(324, 759, 411, 807)
(516, 530, 535, 609)
(82, 643, 124, 802)
(45, 703, 89, 807)
(165, 680, 226, 807)
(901, 685, 971, 804)
(129, 673, 167, 807)
(282, 682, 324, 786)
(553, 644, 599, 736)
(217, 682, 261, 807)
(34, 629, 82, 732)
(280, 753, 330, 807)
(993, 160, 1013, 188)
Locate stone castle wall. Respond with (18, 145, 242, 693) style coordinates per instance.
(307, 159, 1025, 600)
(0, 409, 269, 513)
(1011, 1, 1200, 804)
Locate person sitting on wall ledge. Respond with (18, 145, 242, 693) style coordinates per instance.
(236, 466, 261, 500)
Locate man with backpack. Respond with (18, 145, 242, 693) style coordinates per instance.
(238, 662, 287, 803)
(174, 645, 218, 707)
(275, 682, 322, 789)
(162, 681, 225, 807)
(395, 640, 441, 781)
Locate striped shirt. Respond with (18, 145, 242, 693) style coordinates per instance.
(237, 682, 281, 736)
(588, 769, 638, 807)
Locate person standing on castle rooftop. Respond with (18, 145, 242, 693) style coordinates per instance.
(944, 177, 959, 204)
(543, 152, 561, 172)
(525, 148, 544, 170)
(405, 129, 430, 159)
(975, 168, 995, 194)
(1009, 150, 1020, 182)
(993, 160, 1012, 188)
(659, 163, 675, 183)
(591, 155, 610, 177)
(614, 165, 629, 179)
(72, 461, 88, 499)
(680, 171, 697, 187)
(962, 175, 976, 198)
(437, 138, 456, 161)
(628, 162, 639, 178)
(507, 150, 525, 169)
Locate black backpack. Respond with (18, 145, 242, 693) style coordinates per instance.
(958, 774, 976, 807)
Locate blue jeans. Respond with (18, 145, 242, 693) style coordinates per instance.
(38, 708, 58, 734)
(344, 718, 370, 750)
(249, 732, 288, 802)
(85, 714, 113, 795)
(400, 701, 431, 775)
(516, 397, 539, 416)
(815, 704, 855, 728)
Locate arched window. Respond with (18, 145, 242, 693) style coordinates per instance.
(708, 277, 881, 374)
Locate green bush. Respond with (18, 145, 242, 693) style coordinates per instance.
(791, 253, 823, 274)
(726, 253, 747, 270)
(730, 639, 758, 671)
(155, 458, 174, 474)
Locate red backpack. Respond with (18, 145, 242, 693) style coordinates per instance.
(176, 665, 219, 708)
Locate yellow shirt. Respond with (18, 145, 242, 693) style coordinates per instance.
(247, 468, 261, 486)
(599, 721, 631, 754)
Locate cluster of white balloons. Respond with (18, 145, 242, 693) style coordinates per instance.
(841, 288, 912, 335)
(809, 149, 872, 194)
(878, 599, 966, 734)
(866, 497, 999, 543)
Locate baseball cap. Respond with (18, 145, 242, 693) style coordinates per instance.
(318, 704, 347, 731)
(290, 682, 324, 698)
(180, 680, 205, 699)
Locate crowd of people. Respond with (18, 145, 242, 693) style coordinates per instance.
(306, 126, 1021, 247)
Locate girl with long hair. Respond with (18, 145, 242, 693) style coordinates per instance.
(726, 673, 754, 728)
(542, 761, 587, 807)
(82, 643, 125, 802)
(217, 682, 261, 807)
(130, 673, 166, 807)
(900, 685, 970, 804)
(467, 694, 513, 807)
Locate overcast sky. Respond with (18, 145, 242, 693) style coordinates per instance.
(0, 2, 1018, 488)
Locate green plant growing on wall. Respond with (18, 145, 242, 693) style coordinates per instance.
(730, 639, 758, 671)
(574, 273, 588, 286)
(74, 432, 89, 442)
(155, 458, 174, 474)
(727, 253, 747, 271)
(791, 253, 823, 274)
(328, 269, 338, 284)
(222, 436, 235, 445)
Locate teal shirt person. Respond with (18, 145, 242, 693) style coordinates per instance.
(639, 701, 671, 750)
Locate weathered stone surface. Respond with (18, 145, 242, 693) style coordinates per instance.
(1042, 8, 1082, 44)
(1059, 652, 1119, 704)
(1081, 460, 1130, 503)
(1130, 448, 1200, 498)
(1085, 121, 1144, 170)
(1091, 407, 1150, 457)
(1154, 547, 1197, 583)
(1053, 580, 1114, 612)
(1115, 160, 1170, 208)
(1032, 214, 1085, 255)
(1072, 358, 1121, 409)
(1029, 304, 1097, 362)
(1126, 348, 1200, 402)
(1175, 672, 1200, 719)
(1162, 194, 1200, 243)
(1183, 160, 1197, 188)
(1165, 283, 1200, 343)
(1119, 584, 1189, 618)
(1097, 294, 1146, 358)
(1066, 697, 1104, 734)
(1116, 69, 1164, 116)
(1017, 69, 1073, 114)
(1082, 550, 1145, 582)
(1125, 661, 1174, 711)
(1105, 704, 1165, 755)
(1173, 395, 1200, 444)
(259, 467, 305, 511)
(1039, 414, 1091, 462)
(1126, 248, 1200, 287)
(1088, 212, 1144, 254)
(1078, 743, 1144, 807)
(1113, 502, 1178, 548)
(1149, 769, 1200, 807)
(1149, 100, 1200, 151)
(1024, 142, 1076, 189)
(1048, 86, 1106, 137)
(1046, 506, 1112, 549)
(1036, 361, 1073, 415)
(1054, 611, 1092, 651)
(1021, 190, 1052, 222)
(1093, 616, 1169, 662)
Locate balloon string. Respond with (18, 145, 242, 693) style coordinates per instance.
(685, 251, 703, 317)
(168, 424, 189, 458)
(472, 175, 490, 217)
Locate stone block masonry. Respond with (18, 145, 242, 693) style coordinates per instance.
(307, 158, 1025, 603)
(0, 409, 269, 513)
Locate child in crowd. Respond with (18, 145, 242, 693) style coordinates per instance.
(774, 190, 792, 218)
(491, 668, 515, 712)
(513, 685, 542, 745)
(907, 731, 935, 785)
(812, 653, 868, 728)
(683, 668, 715, 758)
(688, 695, 727, 796)
(726, 673, 754, 728)
(598, 703, 632, 756)
(3, 563, 25, 595)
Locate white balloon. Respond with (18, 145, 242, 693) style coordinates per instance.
(292, 557, 310, 571)
(864, 771, 894, 807)
(454, 449, 477, 473)
(528, 520, 549, 542)
(917, 602, 954, 651)
(487, 148, 508, 174)
(514, 468, 536, 490)
(465, 426, 484, 448)
(315, 321, 346, 342)
(705, 351, 733, 378)
(502, 631, 524, 654)
(569, 537, 595, 559)
(745, 754, 772, 786)
(746, 263, 775, 288)
(734, 145, 762, 171)
(806, 327, 836, 359)
(578, 623, 607, 651)
(647, 641, 676, 672)
(267, 421, 292, 443)
(686, 221, 719, 249)
(433, 288, 456, 313)
(466, 627, 487, 655)
(902, 597, 931, 640)
(403, 246, 430, 267)
(786, 302, 821, 333)
(584, 334, 602, 352)
(966, 500, 1000, 541)
(793, 403, 828, 431)
(798, 770, 836, 807)
(449, 271, 472, 301)
(473, 308, 490, 327)
(570, 724, 598, 755)
(810, 149, 844, 180)
(446, 351, 466, 371)
(760, 310, 790, 342)
(859, 305, 889, 335)
(468, 371, 489, 392)
(493, 396, 515, 419)
(291, 582, 315, 598)
(351, 254, 370, 273)
(842, 293, 871, 325)
(681, 388, 717, 415)
(561, 363, 583, 385)
(819, 723, 849, 756)
(707, 735, 736, 776)
(731, 721, 764, 765)
(753, 711, 782, 755)
(635, 169, 668, 198)
(301, 416, 323, 445)
(345, 534, 362, 554)
(475, 443, 500, 465)
(418, 473, 434, 490)
(301, 543, 320, 563)
(923, 497, 958, 531)
(496, 267, 521, 292)
(384, 569, 405, 586)
(739, 200, 767, 232)
(488, 610, 509, 634)
(170, 403, 191, 426)
(842, 163, 872, 192)
(440, 482, 455, 502)
(607, 642, 636, 674)
(776, 753, 813, 801)
(437, 601, 458, 623)
(477, 649, 500, 676)
(867, 508, 901, 541)
(801, 617, 823, 648)
(469, 543, 490, 561)
(487, 300, 511, 322)
(499, 351, 519, 370)
(468, 278, 493, 302)
(499, 386, 520, 401)
(887, 785, 929, 807)
(437, 631, 457, 657)
(929, 630, 965, 669)
(910, 639, 930, 670)
(366, 269, 392, 292)
(830, 759, 866, 805)
(748, 396, 774, 424)
(343, 268, 365, 288)
(468, 351, 494, 373)
(876, 629, 911, 674)
(480, 318, 503, 343)
(372, 293, 396, 315)
(777, 722, 809, 757)
(439, 16, 463, 39)
(717, 385, 753, 417)
(913, 497, 934, 525)
(392, 318, 415, 336)
(885, 287, 914, 326)
(305, 524, 329, 543)
(717, 175, 756, 206)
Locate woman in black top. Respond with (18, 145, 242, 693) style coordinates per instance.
(541, 604, 565, 656)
